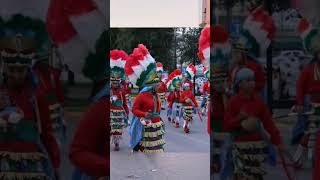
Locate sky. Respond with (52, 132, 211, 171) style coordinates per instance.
(111, 0, 202, 27)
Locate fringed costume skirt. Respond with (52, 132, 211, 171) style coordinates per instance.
(157, 93, 166, 105)
(110, 107, 127, 143)
(0, 120, 56, 180)
(232, 141, 268, 179)
(140, 121, 166, 153)
(182, 105, 193, 122)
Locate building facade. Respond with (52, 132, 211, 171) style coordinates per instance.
(201, 0, 210, 26)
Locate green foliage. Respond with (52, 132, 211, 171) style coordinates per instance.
(110, 28, 176, 72)
(110, 28, 201, 73)
(176, 28, 202, 66)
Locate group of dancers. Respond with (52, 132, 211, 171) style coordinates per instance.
(110, 41, 210, 152)
(211, 8, 320, 180)
(0, 14, 108, 180)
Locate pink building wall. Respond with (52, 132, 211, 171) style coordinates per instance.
(202, 0, 210, 25)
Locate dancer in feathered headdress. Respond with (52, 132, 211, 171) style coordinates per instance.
(180, 80, 200, 134)
(165, 69, 183, 128)
(229, 6, 272, 96)
(198, 26, 210, 69)
(156, 62, 167, 111)
(183, 64, 196, 91)
(225, 7, 284, 180)
(0, 14, 60, 179)
(198, 25, 212, 136)
(206, 24, 233, 178)
(125, 44, 165, 153)
(110, 50, 129, 151)
(201, 67, 210, 116)
(292, 18, 320, 172)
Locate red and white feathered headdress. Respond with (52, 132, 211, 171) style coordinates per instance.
(185, 64, 196, 79)
(165, 69, 182, 91)
(198, 25, 210, 68)
(297, 18, 320, 54)
(212, 25, 231, 81)
(203, 67, 209, 79)
(110, 50, 128, 81)
(156, 62, 164, 73)
(238, 6, 276, 57)
(124, 44, 158, 87)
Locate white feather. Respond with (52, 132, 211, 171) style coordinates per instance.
(146, 54, 156, 63)
(110, 58, 125, 69)
(139, 58, 150, 70)
(156, 67, 163, 71)
(202, 48, 210, 67)
(128, 74, 138, 85)
(69, 10, 107, 52)
(132, 65, 144, 78)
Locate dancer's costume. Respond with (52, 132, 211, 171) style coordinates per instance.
(201, 68, 210, 115)
(32, 61, 66, 150)
(293, 18, 320, 169)
(121, 80, 132, 109)
(110, 50, 129, 151)
(156, 62, 166, 110)
(180, 83, 199, 133)
(166, 88, 174, 122)
(125, 44, 165, 153)
(166, 69, 183, 128)
(224, 68, 281, 179)
(225, 7, 277, 179)
(0, 15, 60, 179)
(183, 64, 195, 92)
(209, 25, 233, 178)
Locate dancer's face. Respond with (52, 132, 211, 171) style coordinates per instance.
(153, 83, 160, 92)
(233, 51, 246, 65)
(239, 78, 255, 94)
(5, 65, 28, 88)
(111, 81, 119, 89)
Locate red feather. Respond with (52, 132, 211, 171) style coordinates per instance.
(298, 18, 311, 34)
(198, 26, 210, 52)
(110, 50, 129, 61)
(212, 25, 229, 44)
(157, 62, 163, 68)
(197, 51, 205, 61)
(187, 64, 196, 74)
(125, 44, 151, 76)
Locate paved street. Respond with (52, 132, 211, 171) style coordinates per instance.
(111, 99, 210, 180)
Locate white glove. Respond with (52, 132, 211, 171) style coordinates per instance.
(8, 112, 23, 124)
(140, 119, 150, 126)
